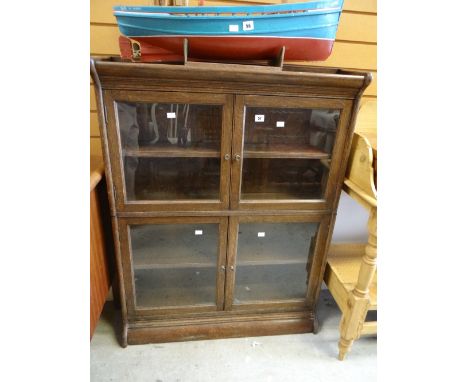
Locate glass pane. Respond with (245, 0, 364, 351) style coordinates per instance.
(124, 157, 220, 200)
(129, 223, 219, 308)
(242, 107, 339, 200)
(116, 102, 222, 201)
(242, 158, 329, 200)
(234, 222, 318, 303)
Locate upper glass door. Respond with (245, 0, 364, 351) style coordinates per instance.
(231, 95, 352, 210)
(105, 91, 233, 212)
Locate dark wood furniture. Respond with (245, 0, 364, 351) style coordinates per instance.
(91, 57, 371, 346)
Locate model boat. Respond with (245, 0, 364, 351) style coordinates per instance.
(114, 0, 344, 62)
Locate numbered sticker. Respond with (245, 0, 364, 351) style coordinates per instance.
(276, 121, 285, 128)
(254, 114, 265, 122)
(167, 112, 176, 119)
(257, 232, 265, 238)
(195, 230, 203, 235)
(243, 20, 254, 31)
(229, 24, 239, 32)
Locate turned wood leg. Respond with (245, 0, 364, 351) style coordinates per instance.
(338, 336, 354, 361)
(354, 209, 377, 299)
(338, 298, 368, 360)
(337, 208, 377, 360)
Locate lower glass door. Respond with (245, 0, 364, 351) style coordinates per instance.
(119, 217, 228, 316)
(225, 216, 324, 310)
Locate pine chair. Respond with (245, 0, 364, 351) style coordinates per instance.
(324, 133, 377, 360)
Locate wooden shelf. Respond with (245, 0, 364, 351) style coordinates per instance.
(240, 182, 324, 200)
(244, 144, 329, 159)
(234, 263, 309, 303)
(133, 249, 307, 270)
(134, 189, 220, 201)
(124, 145, 220, 158)
(241, 190, 323, 201)
(133, 261, 216, 271)
(134, 258, 306, 271)
(238, 258, 306, 267)
(133, 246, 309, 271)
(123, 144, 328, 159)
(134, 268, 217, 308)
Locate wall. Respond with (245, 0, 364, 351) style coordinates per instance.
(90, 0, 377, 241)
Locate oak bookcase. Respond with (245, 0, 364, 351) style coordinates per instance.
(91, 57, 371, 346)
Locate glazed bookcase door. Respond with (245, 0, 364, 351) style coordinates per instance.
(224, 214, 331, 311)
(118, 216, 228, 317)
(104, 90, 233, 212)
(231, 95, 353, 211)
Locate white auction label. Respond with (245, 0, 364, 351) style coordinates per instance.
(243, 20, 254, 31)
(229, 24, 239, 32)
(276, 121, 285, 127)
(195, 230, 203, 235)
(257, 232, 265, 237)
(254, 114, 265, 122)
(167, 112, 176, 119)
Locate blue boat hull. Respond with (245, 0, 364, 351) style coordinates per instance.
(114, 1, 343, 62)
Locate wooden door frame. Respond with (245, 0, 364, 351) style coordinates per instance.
(104, 90, 234, 213)
(117, 215, 229, 319)
(224, 213, 331, 312)
(230, 94, 353, 211)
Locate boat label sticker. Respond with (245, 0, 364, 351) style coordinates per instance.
(254, 114, 265, 122)
(167, 112, 176, 119)
(276, 121, 285, 128)
(195, 230, 203, 235)
(229, 24, 239, 32)
(243, 20, 254, 31)
(257, 232, 265, 238)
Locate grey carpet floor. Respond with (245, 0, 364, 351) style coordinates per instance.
(91, 289, 376, 382)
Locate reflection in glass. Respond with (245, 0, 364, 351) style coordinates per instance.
(241, 107, 339, 200)
(244, 108, 339, 153)
(130, 223, 219, 308)
(234, 222, 318, 303)
(116, 102, 222, 201)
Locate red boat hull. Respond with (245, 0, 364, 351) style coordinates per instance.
(119, 35, 334, 62)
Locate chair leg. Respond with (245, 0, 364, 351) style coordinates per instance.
(337, 298, 369, 360)
(337, 209, 377, 360)
(338, 310, 353, 361)
(338, 337, 353, 361)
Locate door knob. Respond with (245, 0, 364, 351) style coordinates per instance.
(224, 154, 230, 161)
(234, 154, 241, 161)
